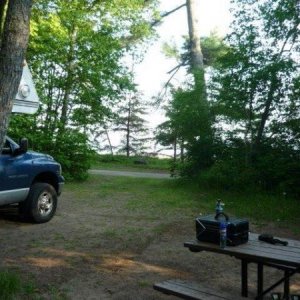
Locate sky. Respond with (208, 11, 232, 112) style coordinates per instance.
(110, 0, 232, 151)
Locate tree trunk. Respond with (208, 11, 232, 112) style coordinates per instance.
(244, 82, 255, 166)
(60, 26, 77, 132)
(0, 0, 32, 152)
(186, 0, 209, 110)
(252, 72, 278, 160)
(186, 0, 213, 153)
(186, 0, 204, 71)
(170, 135, 177, 177)
(126, 101, 131, 157)
(105, 128, 114, 156)
(180, 138, 184, 162)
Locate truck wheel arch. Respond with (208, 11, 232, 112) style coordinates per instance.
(32, 172, 59, 193)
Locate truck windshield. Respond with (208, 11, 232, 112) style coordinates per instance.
(1, 136, 20, 155)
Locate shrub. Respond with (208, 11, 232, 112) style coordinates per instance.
(8, 115, 92, 181)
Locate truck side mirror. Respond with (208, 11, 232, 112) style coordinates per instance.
(13, 138, 28, 156)
(19, 138, 28, 153)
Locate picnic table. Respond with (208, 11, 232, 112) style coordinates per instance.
(184, 233, 300, 299)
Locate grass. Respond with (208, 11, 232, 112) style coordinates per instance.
(92, 154, 171, 172)
(1, 174, 299, 299)
(0, 270, 38, 300)
(0, 270, 21, 300)
(66, 175, 300, 232)
(0, 269, 68, 300)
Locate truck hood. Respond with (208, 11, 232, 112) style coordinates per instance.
(28, 150, 54, 161)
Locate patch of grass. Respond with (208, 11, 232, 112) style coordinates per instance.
(197, 185, 300, 226)
(23, 280, 38, 297)
(0, 270, 39, 299)
(29, 239, 44, 248)
(103, 228, 119, 239)
(66, 175, 300, 231)
(137, 280, 150, 287)
(47, 285, 68, 300)
(92, 154, 171, 172)
(0, 270, 22, 300)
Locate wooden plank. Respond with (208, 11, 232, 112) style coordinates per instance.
(153, 279, 243, 300)
(184, 235, 300, 268)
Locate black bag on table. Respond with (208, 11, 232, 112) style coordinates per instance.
(196, 213, 249, 246)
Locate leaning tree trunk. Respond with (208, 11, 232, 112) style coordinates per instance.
(105, 128, 114, 156)
(251, 72, 278, 161)
(0, 0, 32, 152)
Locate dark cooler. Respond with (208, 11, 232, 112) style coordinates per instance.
(196, 214, 249, 246)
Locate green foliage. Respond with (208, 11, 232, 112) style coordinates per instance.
(199, 0, 300, 195)
(7, 0, 158, 180)
(156, 31, 228, 175)
(0, 270, 21, 300)
(201, 31, 230, 67)
(8, 115, 93, 181)
(157, 69, 214, 175)
(29, 0, 131, 133)
(162, 40, 181, 60)
(162, 31, 228, 68)
(51, 130, 93, 181)
(93, 154, 171, 171)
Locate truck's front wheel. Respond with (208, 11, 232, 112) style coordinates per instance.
(20, 183, 57, 223)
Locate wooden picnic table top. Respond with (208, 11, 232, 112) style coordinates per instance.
(184, 233, 300, 268)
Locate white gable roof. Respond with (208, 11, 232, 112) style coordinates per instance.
(12, 62, 39, 114)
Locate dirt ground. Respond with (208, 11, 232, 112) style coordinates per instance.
(0, 177, 299, 300)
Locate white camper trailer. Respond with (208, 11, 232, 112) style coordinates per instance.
(12, 62, 39, 114)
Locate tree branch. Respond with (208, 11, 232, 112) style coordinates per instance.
(167, 61, 186, 74)
(154, 62, 186, 107)
(0, 0, 8, 44)
(151, 3, 186, 27)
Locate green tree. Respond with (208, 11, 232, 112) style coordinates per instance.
(9, 0, 157, 179)
(210, 0, 300, 192)
(156, 32, 228, 175)
(213, 0, 299, 159)
(114, 90, 149, 157)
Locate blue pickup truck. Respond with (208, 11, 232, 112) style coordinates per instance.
(0, 136, 64, 223)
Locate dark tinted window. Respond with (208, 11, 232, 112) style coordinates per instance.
(1, 139, 12, 155)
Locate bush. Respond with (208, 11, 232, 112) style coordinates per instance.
(51, 130, 93, 181)
(197, 159, 260, 192)
(8, 115, 92, 181)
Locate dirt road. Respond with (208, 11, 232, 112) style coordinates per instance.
(89, 169, 172, 179)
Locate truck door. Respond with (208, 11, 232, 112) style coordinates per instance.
(0, 139, 13, 190)
(0, 139, 30, 205)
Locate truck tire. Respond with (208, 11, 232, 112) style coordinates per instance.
(20, 183, 57, 223)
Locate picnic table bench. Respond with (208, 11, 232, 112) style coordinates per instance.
(154, 279, 244, 300)
(154, 233, 300, 300)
